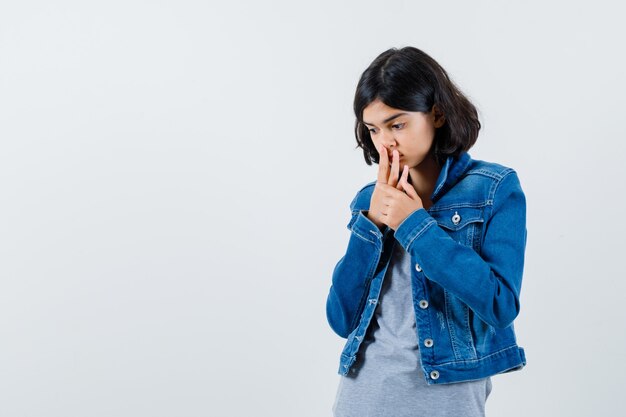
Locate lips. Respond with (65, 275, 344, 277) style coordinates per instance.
(382, 149, 402, 161)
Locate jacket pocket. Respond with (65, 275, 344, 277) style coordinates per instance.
(430, 206, 485, 249)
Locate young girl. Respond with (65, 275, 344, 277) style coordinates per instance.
(326, 46, 528, 417)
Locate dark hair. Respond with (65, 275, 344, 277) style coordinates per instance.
(353, 46, 481, 167)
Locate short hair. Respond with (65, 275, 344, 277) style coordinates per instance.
(353, 46, 481, 167)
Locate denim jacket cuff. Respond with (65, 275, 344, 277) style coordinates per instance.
(393, 207, 437, 251)
(350, 210, 386, 243)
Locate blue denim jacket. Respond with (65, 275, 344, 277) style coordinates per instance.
(326, 151, 527, 385)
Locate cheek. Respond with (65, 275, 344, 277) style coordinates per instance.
(402, 130, 422, 145)
(412, 127, 435, 145)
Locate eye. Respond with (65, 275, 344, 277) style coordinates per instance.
(368, 128, 377, 134)
(392, 123, 405, 129)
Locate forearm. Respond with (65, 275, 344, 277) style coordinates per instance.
(326, 210, 384, 338)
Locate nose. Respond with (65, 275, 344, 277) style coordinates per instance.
(380, 132, 397, 152)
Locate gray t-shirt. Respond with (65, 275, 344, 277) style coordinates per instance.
(332, 241, 493, 417)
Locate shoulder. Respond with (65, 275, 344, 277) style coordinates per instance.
(465, 156, 518, 181)
(436, 154, 525, 209)
(464, 156, 525, 205)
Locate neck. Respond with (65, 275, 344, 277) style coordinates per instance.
(408, 152, 441, 208)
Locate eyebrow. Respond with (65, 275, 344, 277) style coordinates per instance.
(363, 113, 408, 126)
(362, 112, 409, 127)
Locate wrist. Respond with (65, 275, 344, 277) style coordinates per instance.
(365, 210, 386, 230)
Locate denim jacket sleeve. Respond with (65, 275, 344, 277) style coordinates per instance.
(325, 191, 387, 338)
(394, 169, 527, 329)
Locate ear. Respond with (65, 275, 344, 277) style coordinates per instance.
(432, 104, 446, 128)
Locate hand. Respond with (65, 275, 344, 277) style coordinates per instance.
(368, 146, 424, 231)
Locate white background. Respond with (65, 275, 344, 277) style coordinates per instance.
(1, 1, 624, 416)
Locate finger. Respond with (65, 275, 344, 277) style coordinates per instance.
(377, 146, 390, 184)
(400, 168, 420, 200)
(387, 149, 400, 187)
(400, 180, 417, 200)
(396, 164, 408, 190)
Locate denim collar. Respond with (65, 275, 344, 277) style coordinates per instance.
(430, 151, 472, 202)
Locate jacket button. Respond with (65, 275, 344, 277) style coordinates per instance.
(424, 338, 434, 347)
(415, 263, 422, 272)
(451, 211, 461, 225)
(430, 370, 440, 380)
(419, 299, 429, 309)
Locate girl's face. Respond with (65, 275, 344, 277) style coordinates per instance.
(362, 99, 445, 171)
